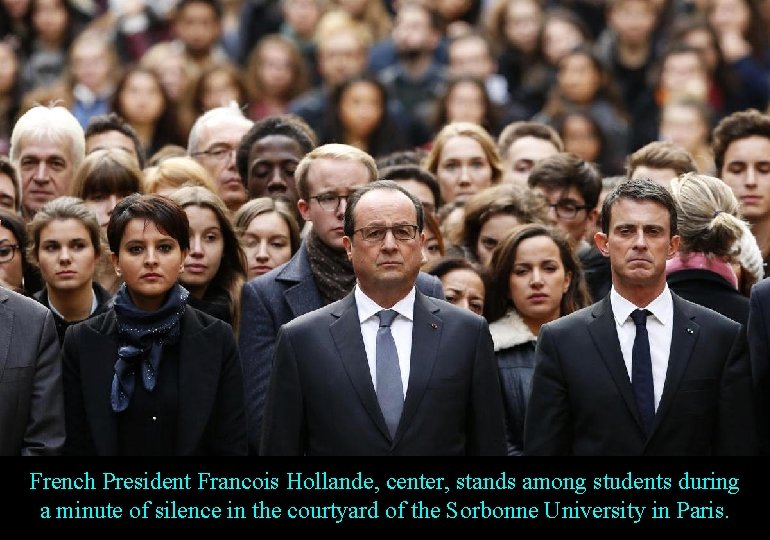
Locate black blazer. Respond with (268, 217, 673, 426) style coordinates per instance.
(748, 278, 770, 454)
(62, 306, 247, 455)
(239, 241, 445, 453)
(667, 268, 749, 326)
(260, 290, 506, 456)
(525, 293, 757, 455)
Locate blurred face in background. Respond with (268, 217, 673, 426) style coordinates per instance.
(119, 72, 164, 126)
(503, 136, 559, 185)
(201, 70, 242, 111)
(258, 42, 294, 98)
(318, 30, 367, 87)
(558, 53, 601, 104)
(505, 0, 543, 54)
(445, 81, 486, 126)
(561, 114, 601, 163)
(660, 102, 709, 154)
(0, 172, 16, 211)
(32, 0, 67, 45)
(542, 18, 584, 65)
(441, 267, 485, 315)
(175, 1, 221, 56)
(477, 213, 520, 267)
(71, 38, 112, 92)
(338, 80, 383, 143)
(436, 135, 493, 204)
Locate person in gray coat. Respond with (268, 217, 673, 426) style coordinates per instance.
(0, 283, 63, 455)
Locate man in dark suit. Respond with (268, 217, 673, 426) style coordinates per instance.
(260, 180, 505, 455)
(239, 145, 444, 454)
(524, 178, 757, 455)
(748, 279, 770, 454)
(0, 281, 64, 455)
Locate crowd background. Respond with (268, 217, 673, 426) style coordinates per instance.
(2, 0, 770, 456)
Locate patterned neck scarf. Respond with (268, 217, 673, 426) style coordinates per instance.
(110, 283, 189, 413)
(305, 230, 357, 305)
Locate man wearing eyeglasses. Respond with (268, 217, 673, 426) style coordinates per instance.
(528, 153, 610, 302)
(188, 105, 253, 213)
(260, 180, 505, 455)
(239, 144, 444, 454)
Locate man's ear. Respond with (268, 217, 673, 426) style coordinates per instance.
(342, 235, 353, 261)
(594, 231, 610, 257)
(297, 199, 311, 223)
(668, 235, 681, 258)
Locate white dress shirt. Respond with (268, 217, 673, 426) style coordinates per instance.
(610, 285, 674, 411)
(354, 285, 415, 398)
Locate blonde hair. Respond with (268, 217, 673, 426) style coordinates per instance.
(170, 186, 247, 334)
(669, 172, 744, 259)
(143, 156, 217, 195)
(423, 122, 504, 184)
(295, 143, 377, 200)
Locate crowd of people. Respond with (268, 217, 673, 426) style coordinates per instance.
(2, 0, 770, 456)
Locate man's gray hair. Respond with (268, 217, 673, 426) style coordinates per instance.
(187, 102, 254, 154)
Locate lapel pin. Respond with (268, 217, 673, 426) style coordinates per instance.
(431, 323, 438, 329)
(686, 328, 694, 334)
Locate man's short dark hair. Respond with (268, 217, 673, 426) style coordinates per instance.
(344, 180, 425, 238)
(380, 165, 441, 210)
(236, 114, 316, 186)
(85, 112, 146, 169)
(497, 121, 564, 160)
(176, 0, 223, 19)
(601, 178, 678, 236)
(528, 153, 602, 209)
(107, 194, 190, 254)
(712, 109, 770, 174)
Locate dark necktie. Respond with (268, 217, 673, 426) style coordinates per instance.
(376, 309, 403, 438)
(630, 308, 655, 434)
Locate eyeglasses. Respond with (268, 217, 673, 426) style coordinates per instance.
(0, 244, 19, 264)
(310, 192, 354, 212)
(191, 143, 237, 162)
(354, 225, 419, 243)
(548, 200, 588, 220)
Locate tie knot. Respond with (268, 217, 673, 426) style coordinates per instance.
(630, 309, 651, 327)
(377, 309, 398, 328)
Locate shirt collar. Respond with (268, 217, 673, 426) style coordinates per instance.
(354, 284, 416, 324)
(610, 284, 673, 327)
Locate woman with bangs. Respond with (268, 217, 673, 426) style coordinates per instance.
(69, 148, 144, 295)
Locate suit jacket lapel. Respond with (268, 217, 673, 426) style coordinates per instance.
(330, 293, 391, 441)
(587, 296, 647, 432)
(652, 295, 699, 433)
(280, 244, 323, 318)
(395, 291, 441, 444)
(0, 293, 13, 378)
(79, 312, 120, 455)
(177, 308, 220, 454)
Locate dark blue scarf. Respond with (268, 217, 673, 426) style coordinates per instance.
(110, 283, 189, 413)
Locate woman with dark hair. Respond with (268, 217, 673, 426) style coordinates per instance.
(432, 75, 502, 136)
(111, 65, 184, 158)
(450, 182, 549, 266)
(178, 62, 250, 136)
(425, 256, 487, 316)
(170, 186, 247, 333)
(554, 109, 620, 176)
(0, 208, 40, 295)
(62, 193, 247, 455)
(485, 223, 590, 455)
(320, 73, 408, 159)
(0, 41, 22, 156)
(28, 197, 112, 343)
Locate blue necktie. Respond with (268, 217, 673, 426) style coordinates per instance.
(376, 309, 403, 438)
(630, 309, 655, 434)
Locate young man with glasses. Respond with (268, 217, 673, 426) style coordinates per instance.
(260, 180, 505, 455)
(188, 105, 254, 213)
(238, 144, 444, 454)
(528, 152, 606, 301)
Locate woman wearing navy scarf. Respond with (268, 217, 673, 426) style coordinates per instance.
(62, 194, 247, 455)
